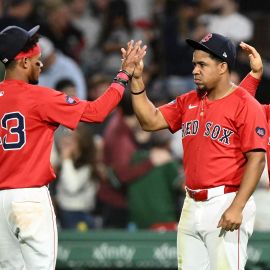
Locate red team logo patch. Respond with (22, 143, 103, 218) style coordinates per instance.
(201, 33, 212, 43)
(256, 127, 265, 137)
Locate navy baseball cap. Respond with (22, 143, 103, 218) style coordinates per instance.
(186, 33, 236, 69)
(0, 25, 40, 64)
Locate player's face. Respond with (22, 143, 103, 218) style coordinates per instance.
(192, 50, 223, 94)
(28, 53, 43, 85)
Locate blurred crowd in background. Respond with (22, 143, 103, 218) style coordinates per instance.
(1, 0, 270, 232)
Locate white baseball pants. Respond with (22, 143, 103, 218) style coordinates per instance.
(0, 186, 58, 269)
(177, 192, 256, 270)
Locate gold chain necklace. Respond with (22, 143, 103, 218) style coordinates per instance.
(200, 83, 235, 117)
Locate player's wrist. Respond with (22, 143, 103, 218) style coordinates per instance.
(130, 78, 145, 95)
(230, 199, 246, 212)
(250, 69, 263, 80)
(130, 89, 145, 95)
(118, 69, 133, 80)
(113, 70, 132, 88)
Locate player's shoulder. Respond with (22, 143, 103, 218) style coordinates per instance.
(27, 83, 51, 91)
(234, 86, 261, 106)
(27, 84, 62, 97)
(0, 80, 49, 94)
(175, 89, 198, 103)
(233, 86, 265, 118)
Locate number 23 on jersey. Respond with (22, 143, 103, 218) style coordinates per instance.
(0, 112, 26, 150)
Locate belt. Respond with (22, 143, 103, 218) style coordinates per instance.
(186, 185, 239, 201)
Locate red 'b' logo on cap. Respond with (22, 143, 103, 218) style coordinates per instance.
(201, 33, 212, 43)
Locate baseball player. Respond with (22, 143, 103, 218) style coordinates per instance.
(125, 33, 268, 269)
(0, 25, 146, 269)
(239, 42, 270, 183)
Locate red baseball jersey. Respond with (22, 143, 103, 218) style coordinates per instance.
(262, 105, 270, 183)
(0, 80, 88, 189)
(0, 80, 105, 189)
(160, 86, 267, 189)
(239, 74, 270, 184)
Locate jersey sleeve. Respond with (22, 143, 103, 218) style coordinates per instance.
(263, 104, 270, 121)
(236, 98, 268, 153)
(38, 88, 87, 130)
(80, 83, 125, 123)
(159, 96, 184, 133)
(239, 73, 260, 97)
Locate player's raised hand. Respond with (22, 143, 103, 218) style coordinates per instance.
(133, 58, 145, 79)
(121, 40, 147, 78)
(121, 40, 134, 60)
(240, 42, 263, 80)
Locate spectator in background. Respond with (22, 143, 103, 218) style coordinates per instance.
(38, 36, 87, 99)
(49, 78, 79, 214)
(56, 123, 99, 230)
(53, 79, 78, 152)
(87, 73, 111, 101)
(128, 129, 181, 229)
(68, 0, 102, 72)
(55, 78, 77, 97)
(39, 0, 85, 63)
(196, 0, 254, 43)
(87, 73, 112, 136)
(88, 0, 109, 23)
(125, 0, 154, 69)
(161, 0, 198, 97)
(97, 93, 171, 228)
(125, 0, 153, 26)
(68, 0, 100, 52)
(97, 0, 132, 75)
(0, 0, 34, 30)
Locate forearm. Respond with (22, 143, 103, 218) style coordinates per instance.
(230, 151, 265, 210)
(131, 77, 168, 131)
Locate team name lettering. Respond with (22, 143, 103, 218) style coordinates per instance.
(219, 129, 234, 145)
(182, 120, 199, 137)
(182, 120, 234, 145)
(203, 121, 234, 145)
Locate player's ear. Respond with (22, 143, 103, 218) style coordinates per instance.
(17, 57, 30, 69)
(219, 62, 229, 75)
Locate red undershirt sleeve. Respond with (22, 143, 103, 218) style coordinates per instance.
(80, 83, 125, 123)
(239, 73, 260, 97)
(263, 105, 270, 121)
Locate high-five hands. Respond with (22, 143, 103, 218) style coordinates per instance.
(240, 42, 263, 80)
(121, 40, 147, 79)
